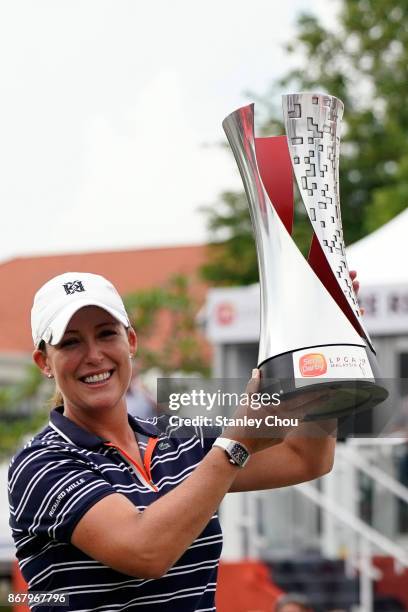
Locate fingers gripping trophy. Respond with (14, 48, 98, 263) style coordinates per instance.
(223, 93, 388, 420)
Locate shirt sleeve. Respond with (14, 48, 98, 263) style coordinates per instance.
(8, 445, 116, 544)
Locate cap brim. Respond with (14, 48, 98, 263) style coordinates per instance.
(44, 299, 129, 346)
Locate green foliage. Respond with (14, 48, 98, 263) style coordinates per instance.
(0, 365, 47, 459)
(201, 0, 408, 286)
(124, 274, 210, 376)
(281, 0, 408, 241)
(200, 191, 259, 285)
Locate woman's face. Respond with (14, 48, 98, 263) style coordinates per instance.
(33, 306, 137, 414)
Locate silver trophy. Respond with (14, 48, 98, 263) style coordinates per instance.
(223, 93, 388, 419)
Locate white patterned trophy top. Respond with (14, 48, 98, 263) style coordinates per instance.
(283, 92, 371, 345)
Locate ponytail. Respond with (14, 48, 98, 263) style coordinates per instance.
(48, 387, 64, 409)
(38, 341, 64, 409)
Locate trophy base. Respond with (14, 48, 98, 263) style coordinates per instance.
(258, 344, 388, 420)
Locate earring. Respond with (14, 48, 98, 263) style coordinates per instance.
(129, 354, 133, 360)
(47, 373, 53, 379)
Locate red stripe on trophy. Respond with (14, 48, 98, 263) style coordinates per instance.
(308, 234, 366, 338)
(255, 136, 294, 234)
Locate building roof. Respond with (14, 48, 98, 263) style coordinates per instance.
(0, 245, 207, 353)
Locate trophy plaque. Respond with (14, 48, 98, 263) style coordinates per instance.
(223, 93, 388, 419)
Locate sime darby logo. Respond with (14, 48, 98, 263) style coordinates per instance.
(299, 353, 327, 377)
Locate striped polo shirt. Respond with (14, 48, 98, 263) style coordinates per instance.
(8, 407, 223, 612)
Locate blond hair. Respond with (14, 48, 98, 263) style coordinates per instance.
(47, 387, 64, 409)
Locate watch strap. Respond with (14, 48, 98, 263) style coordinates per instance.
(213, 437, 250, 468)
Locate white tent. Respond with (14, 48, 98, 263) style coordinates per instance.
(347, 208, 408, 286)
(346, 208, 408, 335)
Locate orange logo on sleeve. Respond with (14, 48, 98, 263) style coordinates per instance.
(299, 353, 327, 377)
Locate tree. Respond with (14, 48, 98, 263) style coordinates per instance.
(123, 274, 210, 376)
(200, 191, 259, 286)
(0, 365, 47, 459)
(201, 0, 408, 286)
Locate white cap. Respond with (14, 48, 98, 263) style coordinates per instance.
(31, 272, 130, 347)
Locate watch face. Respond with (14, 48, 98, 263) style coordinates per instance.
(230, 443, 249, 466)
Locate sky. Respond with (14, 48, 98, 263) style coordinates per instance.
(0, 0, 337, 262)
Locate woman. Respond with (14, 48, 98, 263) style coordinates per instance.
(8, 271, 351, 612)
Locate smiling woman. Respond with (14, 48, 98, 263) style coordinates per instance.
(34, 306, 137, 421)
(8, 271, 338, 612)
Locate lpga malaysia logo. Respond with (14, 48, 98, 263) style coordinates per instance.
(328, 354, 368, 369)
(299, 352, 368, 377)
(63, 280, 85, 295)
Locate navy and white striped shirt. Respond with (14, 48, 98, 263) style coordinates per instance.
(8, 407, 223, 611)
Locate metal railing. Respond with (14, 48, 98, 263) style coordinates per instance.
(294, 439, 408, 612)
(228, 439, 408, 612)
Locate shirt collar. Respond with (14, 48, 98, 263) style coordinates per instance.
(49, 406, 159, 450)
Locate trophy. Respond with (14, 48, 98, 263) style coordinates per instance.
(223, 93, 388, 419)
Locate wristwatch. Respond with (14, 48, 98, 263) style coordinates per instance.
(213, 437, 250, 468)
